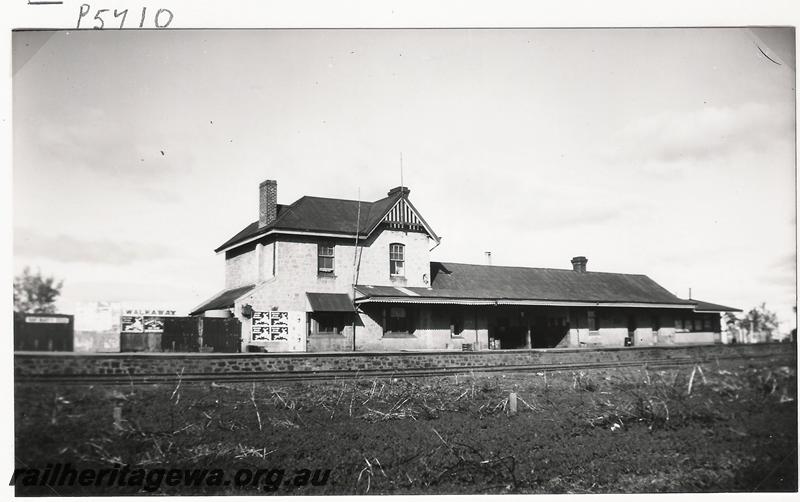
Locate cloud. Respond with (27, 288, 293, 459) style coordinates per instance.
(16, 103, 191, 206)
(770, 252, 797, 273)
(527, 206, 623, 230)
(614, 102, 794, 164)
(59, 280, 193, 304)
(761, 252, 797, 291)
(14, 227, 172, 265)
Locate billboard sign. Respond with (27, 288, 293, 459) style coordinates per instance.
(252, 311, 291, 341)
(120, 307, 178, 333)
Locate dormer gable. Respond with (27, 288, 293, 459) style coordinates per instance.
(369, 195, 439, 241)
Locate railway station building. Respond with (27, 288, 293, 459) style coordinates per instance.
(191, 180, 740, 352)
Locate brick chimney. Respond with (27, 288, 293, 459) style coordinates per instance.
(259, 180, 277, 228)
(387, 186, 410, 197)
(571, 256, 588, 273)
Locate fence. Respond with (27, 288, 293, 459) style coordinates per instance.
(159, 317, 242, 353)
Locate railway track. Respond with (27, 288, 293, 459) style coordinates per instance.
(15, 349, 794, 386)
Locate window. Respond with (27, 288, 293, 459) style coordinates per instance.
(318, 244, 334, 274)
(694, 319, 703, 332)
(587, 310, 598, 331)
(703, 317, 713, 331)
(388, 307, 408, 332)
(312, 312, 346, 335)
(382, 306, 415, 334)
(389, 243, 405, 276)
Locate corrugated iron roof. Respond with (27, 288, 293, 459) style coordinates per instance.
(189, 284, 256, 315)
(356, 262, 697, 306)
(689, 299, 742, 312)
(430, 262, 690, 304)
(307, 293, 356, 312)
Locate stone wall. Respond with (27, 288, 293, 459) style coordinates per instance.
(234, 230, 432, 350)
(225, 246, 257, 289)
(225, 227, 431, 300)
(15, 343, 791, 382)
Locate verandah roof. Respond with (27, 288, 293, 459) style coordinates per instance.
(189, 284, 256, 316)
(354, 261, 720, 310)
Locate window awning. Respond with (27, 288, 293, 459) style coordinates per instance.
(306, 293, 356, 312)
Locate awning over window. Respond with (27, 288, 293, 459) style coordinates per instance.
(306, 293, 356, 312)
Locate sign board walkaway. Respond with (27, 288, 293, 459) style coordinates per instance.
(121, 308, 179, 334)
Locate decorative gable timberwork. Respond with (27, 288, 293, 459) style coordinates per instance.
(375, 198, 439, 242)
(383, 198, 424, 230)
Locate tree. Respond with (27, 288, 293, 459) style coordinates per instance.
(739, 303, 780, 343)
(13, 267, 64, 314)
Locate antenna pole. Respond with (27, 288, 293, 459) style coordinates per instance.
(400, 152, 404, 190)
(352, 187, 362, 351)
(352, 188, 362, 290)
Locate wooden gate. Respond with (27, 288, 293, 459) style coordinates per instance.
(201, 317, 242, 353)
(161, 317, 242, 352)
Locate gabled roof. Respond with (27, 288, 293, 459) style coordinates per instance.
(355, 261, 696, 307)
(189, 284, 256, 316)
(215, 188, 438, 253)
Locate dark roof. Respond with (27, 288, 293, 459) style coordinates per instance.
(307, 293, 356, 312)
(356, 262, 694, 305)
(688, 299, 742, 312)
(190, 284, 256, 315)
(216, 191, 411, 253)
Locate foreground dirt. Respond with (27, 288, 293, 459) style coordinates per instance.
(14, 356, 797, 495)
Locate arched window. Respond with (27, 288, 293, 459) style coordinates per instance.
(389, 243, 405, 277)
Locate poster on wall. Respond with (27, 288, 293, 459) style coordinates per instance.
(121, 316, 144, 333)
(143, 317, 165, 333)
(251, 311, 271, 341)
(252, 311, 291, 341)
(270, 311, 288, 326)
(270, 326, 289, 341)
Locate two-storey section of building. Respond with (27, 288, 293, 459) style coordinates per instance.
(192, 180, 440, 351)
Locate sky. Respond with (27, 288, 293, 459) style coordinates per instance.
(11, 28, 797, 332)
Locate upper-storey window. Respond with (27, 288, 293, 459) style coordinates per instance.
(318, 244, 335, 274)
(389, 243, 405, 276)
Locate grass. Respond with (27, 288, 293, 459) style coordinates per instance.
(14, 357, 797, 495)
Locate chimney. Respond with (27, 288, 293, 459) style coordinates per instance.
(571, 256, 587, 273)
(259, 179, 277, 228)
(485, 251, 492, 266)
(387, 186, 410, 197)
